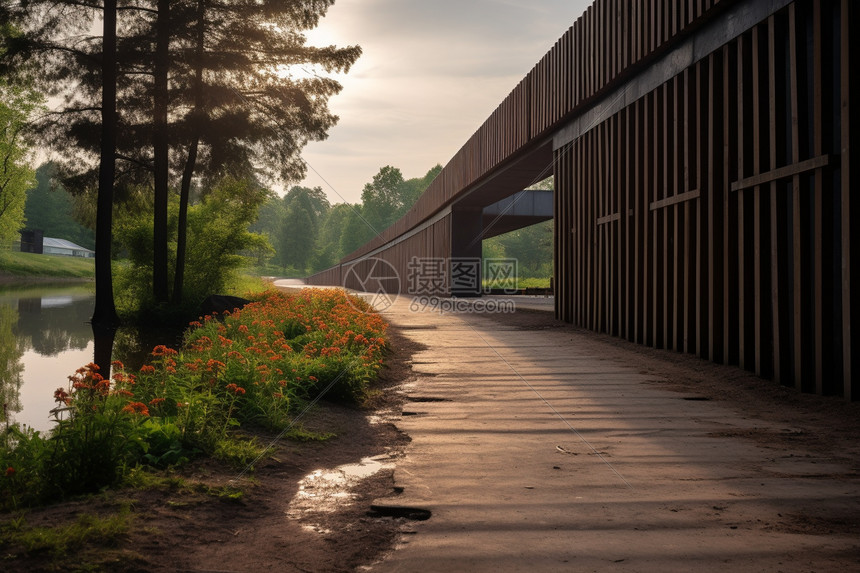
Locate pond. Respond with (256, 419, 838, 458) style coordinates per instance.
(0, 283, 179, 434)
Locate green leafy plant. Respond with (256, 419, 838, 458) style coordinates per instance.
(0, 289, 388, 511)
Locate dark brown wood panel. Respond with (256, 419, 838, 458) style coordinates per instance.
(307, 0, 858, 400)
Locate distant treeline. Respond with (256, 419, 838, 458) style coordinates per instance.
(252, 166, 553, 281)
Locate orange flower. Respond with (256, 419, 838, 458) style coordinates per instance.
(140, 365, 156, 374)
(111, 360, 124, 370)
(151, 345, 178, 357)
(4, 467, 14, 477)
(53, 387, 69, 404)
(122, 402, 150, 416)
(225, 383, 246, 395)
(149, 397, 166, 406)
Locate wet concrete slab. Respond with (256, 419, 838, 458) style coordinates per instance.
(368, 296, 860, 572)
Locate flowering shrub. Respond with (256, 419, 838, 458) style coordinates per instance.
(0, 289, 388, 510)
(1, 362, 150, 507)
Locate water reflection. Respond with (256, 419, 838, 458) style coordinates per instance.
(15, 290, 93, 356)
(0, 304, 25, 424)
(0, 284, 187, 433)
(0, 284, 95, 432)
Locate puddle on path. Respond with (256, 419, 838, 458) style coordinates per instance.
(286, 454, 395, 533)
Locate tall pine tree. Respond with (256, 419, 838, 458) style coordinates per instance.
(3, 0, 361, 311)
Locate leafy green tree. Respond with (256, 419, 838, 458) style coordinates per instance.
(23, 164, 95, 249)
(312, 202, 353, 271)
(250, 195, 286, 260)
(360, 166, 405, 232)
(485, 220, 553, 279)
(0, 80, 37, 248)
(276, 186, 329, 272)
(285, 186, 330, 222)
(114, 177, 271, 319)
(356, 164, 441, 236)
(180, 178, 271, 302)
(398, 164, 442, 218)
(2, 1, 121, 325)
(339, 205, 375, 257)
(279, 199, 316, 272)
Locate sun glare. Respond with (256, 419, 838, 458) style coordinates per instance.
(274, 63, 327, 82)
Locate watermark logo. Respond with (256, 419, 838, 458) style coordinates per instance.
(483, 258, 519, 294)
(344, 256, 520, 313)
(409, 296, 516, 314)
(343, 257, 401, 311)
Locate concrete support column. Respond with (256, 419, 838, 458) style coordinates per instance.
(450, 207, 483, 297)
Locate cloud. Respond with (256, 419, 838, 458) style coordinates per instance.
(298, 0, 591, 203)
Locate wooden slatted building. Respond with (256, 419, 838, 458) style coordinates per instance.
(307, 0, 860, 400)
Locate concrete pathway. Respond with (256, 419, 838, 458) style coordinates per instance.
(368, 296, 860, 572)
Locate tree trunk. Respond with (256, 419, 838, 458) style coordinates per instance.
(172, 0, 205, 305)
(173, 136, 198, 305)
(91, 0, 120, 332)
(152, 0, 170, 304)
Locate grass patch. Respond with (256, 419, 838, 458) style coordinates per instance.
(0, 251, 94, 280)
(242, 263, 305, 279)
(516, 277, 551, 289)
(121, 467, 191, 492)
(0, 504, 132, 556)
(231, 272, 270, 297)
(483, 276, 552, 289)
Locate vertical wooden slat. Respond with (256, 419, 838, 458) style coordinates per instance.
(634, 98, 644, 343)
(624, 106, 634, 339)
(688, 64, 700, 355)
(752, 24, 767, 378)
(842, 0, 858, 400)
(737, 32, 749, 371)
(673, 73, 683, 352)
(619, 106, 626, 337)
(652, 89, 661, 347)
(768, 15, 785, 386)
(577, 137, 585, 326)
(607, 115, 616, 334)
(708, 50, 723, 362)
(812, 0, 824, 394)
(788, 3, 806, 391)
(724, 43, 739, 366)
(596, 123, 604, 332)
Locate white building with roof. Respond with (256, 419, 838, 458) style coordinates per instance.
(41, 237, 95, 258)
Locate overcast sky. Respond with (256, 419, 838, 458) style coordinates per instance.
(296, 0, 592, 204)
